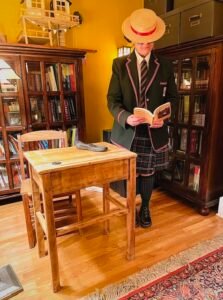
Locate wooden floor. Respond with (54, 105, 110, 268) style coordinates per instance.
(1, 188, 223, 299)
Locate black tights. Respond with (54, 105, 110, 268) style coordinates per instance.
(136, 175, 155, 207)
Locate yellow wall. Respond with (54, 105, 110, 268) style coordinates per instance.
(0, 0, 143, 142)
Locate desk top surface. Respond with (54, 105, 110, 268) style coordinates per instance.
(24, 142, 136, 175)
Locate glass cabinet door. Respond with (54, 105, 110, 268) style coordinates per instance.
(195, 56, 210, 89)
(178, 95, 190, 124)
(61, 63, 77, 92)
(2, 97, 21, 126)
(192, 94, 206, 127)
(26, 61, 42, 92)
(180, 58, 192, 90)
(45, 63, 59, 92)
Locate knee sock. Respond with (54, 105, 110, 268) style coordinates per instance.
(139, 175, 155, 207)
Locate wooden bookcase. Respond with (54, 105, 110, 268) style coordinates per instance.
(0, 43, 92, 201)
(155, 35, 223, 215)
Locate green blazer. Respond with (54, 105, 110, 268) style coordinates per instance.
(107, 50, 177, 151)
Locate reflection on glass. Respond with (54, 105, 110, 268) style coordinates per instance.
(172, 60, 178, 85)
(195, 56, 209, 89)
(26, 61, 42, 92)
(167, 125, 174, 153)
(192, 95, 206, 126)
(188, 163, 200, 192)
(61, 63, 77, 92)
(3, 97, 21, 126)
(173, 159, 185, 184)
(189, 129, 203, 157)
(178, 95, 190, 123)
(0, 60, 19, 93)
(8, 133, 19, 158)
(48, 96, 62, 122)
(162, 154, 173, 181)
(176, 128, 188, 153)
(45, 63, 59, 91)
(0, 163, 9, 189)
(29, 96, 45, 123)
(64, 95, 77, 121)
(11, 162, 21, 188)
(180, 58, 192, 90)
(0, 135, 5, 159)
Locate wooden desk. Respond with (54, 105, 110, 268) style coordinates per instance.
(24, 142, 136, 292)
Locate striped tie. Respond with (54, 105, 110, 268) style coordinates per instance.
(140, 59, 148, 107)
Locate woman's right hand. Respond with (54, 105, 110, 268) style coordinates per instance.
(126, 114, 145, 126)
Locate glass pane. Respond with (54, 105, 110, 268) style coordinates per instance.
(26, 61, 42, 92)
(2, 97, 21, 126)
(0, 60, 19, 93)
(189, 129, 203, 157)
(167, 125, 174, 153)
(64, 95, 77, 121)
(8, 133, 19, 158)
(49, 96, 62, 122)
(162, 154, 173, 181)
(178, 95, 190, 123)
(173, 159, 185, 184)
(195, 56, 209, 89)
(188, 163, 200, 192)
(11, 162, 21, 188)
(180, 58, 192, 90)
(0, 164, 9, 189)
(45, 63, 59, 91)
(176, 128, 188, 154)
(192, 95, 206, 127)
(61, 63, 77, 92)
(172, 60, 178, 86)
(0, 134, 5, 159)
(29, 96, 45, 123)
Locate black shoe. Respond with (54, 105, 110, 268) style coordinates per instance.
(135, 209, 140, 227)
(139, 206, 152, 228)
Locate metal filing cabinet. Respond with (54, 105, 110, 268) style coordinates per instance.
(155, 11, 180, 49)
(180, 0, 223, 43)
(144, 0, 173, 15)
(174, 0, 195, 9)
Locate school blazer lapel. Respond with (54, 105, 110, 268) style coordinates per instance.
(126, 52, 140, 106)
(145, 53, 160, 95)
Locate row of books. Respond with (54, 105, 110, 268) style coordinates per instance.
(64, 96, 77, 121)
(61, 64, 77, 92)
(177, 128, 202, 156)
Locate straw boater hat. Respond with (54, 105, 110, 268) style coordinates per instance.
(122, 8, 166, 43)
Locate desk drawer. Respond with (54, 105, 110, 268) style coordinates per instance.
(156, 12, 180, 49)
(180, 1, 223, 43)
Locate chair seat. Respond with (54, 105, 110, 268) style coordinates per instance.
(20, 178, 32, 196)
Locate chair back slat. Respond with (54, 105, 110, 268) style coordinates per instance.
(17, 130, 68, 180)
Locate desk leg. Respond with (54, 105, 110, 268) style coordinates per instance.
(103, 183, 110, 234)
(42, 174, 60, 292)
(126, 157, 136, 260)
(30, 169, 45, 257)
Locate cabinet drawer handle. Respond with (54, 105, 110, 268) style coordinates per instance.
(189, 14, 202, 27)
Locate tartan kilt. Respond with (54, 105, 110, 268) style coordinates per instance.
(131, 124, 169, 175)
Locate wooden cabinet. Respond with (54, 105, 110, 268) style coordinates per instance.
(0, 43, 91, 201)
(156, 36, 223, 214)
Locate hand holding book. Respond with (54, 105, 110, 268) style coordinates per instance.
(133, 102, 171, 126)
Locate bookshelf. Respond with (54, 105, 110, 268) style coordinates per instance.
(156, 35, 223, 215)
(0, 43, 93, 201)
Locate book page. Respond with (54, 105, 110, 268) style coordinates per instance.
(133, 107, 154, 125)
(153, 102, 171, 121)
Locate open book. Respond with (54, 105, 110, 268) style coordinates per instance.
(133, 102, 171, 125)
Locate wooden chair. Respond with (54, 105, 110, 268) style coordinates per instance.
(17, 130, 82, 248)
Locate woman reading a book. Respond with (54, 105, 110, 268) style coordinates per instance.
(107, 8, 177, 228)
